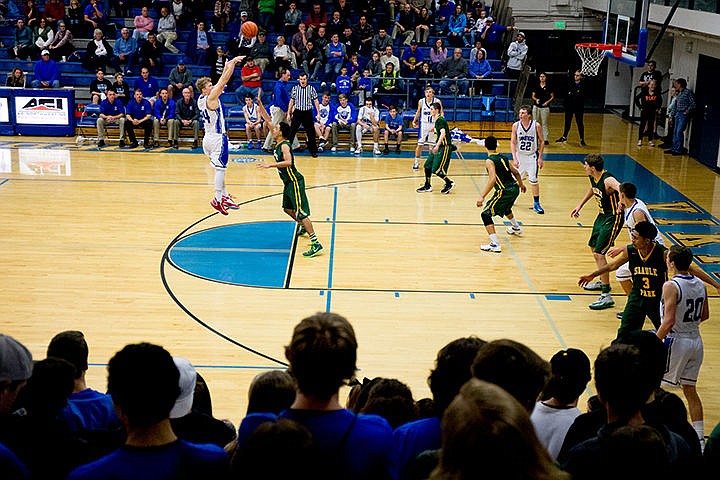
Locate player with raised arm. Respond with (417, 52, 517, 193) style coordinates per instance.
(412, 86, 442, 171)
(510, 105, 545, 214)
(255, 94, 323, 258)
(196, 55, 244, 215)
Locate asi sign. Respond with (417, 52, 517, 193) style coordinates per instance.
(15, 96, 70, 125)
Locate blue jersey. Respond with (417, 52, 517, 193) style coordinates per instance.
(198, 95, 226, 136)
(336, 75, 352, 95)
(384, 113, 402, 130)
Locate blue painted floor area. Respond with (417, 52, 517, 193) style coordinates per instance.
(169, 221, 295, 287)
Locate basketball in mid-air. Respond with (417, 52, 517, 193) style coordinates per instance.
(241, 21, 258, 39)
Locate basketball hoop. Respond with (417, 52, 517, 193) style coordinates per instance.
(575, 43, 623, 76)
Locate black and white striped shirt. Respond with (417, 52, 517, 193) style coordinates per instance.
(291, 84, 318, 111)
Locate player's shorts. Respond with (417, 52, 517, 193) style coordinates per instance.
(483, 184, 520, 218)
(385, 130, 401, 139)
(203, 133, 229, 170)
(616, 261, 631, 282)
(282, 177, 310, 220)
(588, 213, 624, 255)
(424, 146, 451, 175)
(662, 334, 703, 386)
(516, 153, 539, 184)
(617, 292, 661, 339)
(417, 122, 435, 144)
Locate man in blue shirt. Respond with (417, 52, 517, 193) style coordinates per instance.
(666, 77, 696, 156)
(132, 67, 159, 107)
(383, 105, 403, 154)
(96, 89, 126, 147)
(111, 28, 137, 75)
(153, 88, 178, 148)
(401, 41, 425, 78)
(480, 17, 515, 59)
(125, 89, 153, 148)
(31, 50, 61, 88)
(83, 0, 106, 35)
(261, 68, 300, 152)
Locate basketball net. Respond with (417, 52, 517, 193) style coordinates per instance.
(575, 43, 622, 76)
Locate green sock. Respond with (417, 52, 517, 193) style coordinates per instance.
(601, 284, 611, 294)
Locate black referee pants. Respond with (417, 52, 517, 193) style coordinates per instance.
(290, 109, 318, 155)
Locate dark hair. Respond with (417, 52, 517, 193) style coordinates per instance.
(584, 153, 604, 171)
(634, 221, 657, 240)
(605, 425, 670, 480)
(20, 357, 75, 418)
(247, 370, 296, 414)
(285, 312, 357, 401)
(428, 337, 486, 414)
(431, 102, 442, 112)
(47, 330, 88, 379)
(485, 135, 497, 150)
(647, 60, 657, 66)
(298, 72, 308, 78)
(541, 348, 591, 404)
(471, 339, 550, 412)
(594, 344, 655, 421)
(107, 343, 180, 427)
(278, 122, 292, 140)
(675, 78, 687, 89)
(612, 330, 667, 390)
(358, 378, 416, 429)
(667, 245, 692, 272)
(159, 87, 168, 94)
(619, 182, 637, 199)
(519, 104, 532, 115)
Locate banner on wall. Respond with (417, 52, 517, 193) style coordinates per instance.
(14, 96, 70, 125)
(0, 98, 8, 123)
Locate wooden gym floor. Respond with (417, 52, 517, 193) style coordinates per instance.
(2, 112, 720, 429)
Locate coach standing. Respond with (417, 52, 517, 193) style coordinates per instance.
(288, 72, 321, 157)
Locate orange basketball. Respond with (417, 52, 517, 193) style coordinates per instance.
(241, 21, 259, 39)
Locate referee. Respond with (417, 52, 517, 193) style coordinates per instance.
(288, 72, 322, 157)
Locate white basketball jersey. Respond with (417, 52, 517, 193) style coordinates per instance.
(420, 98, 435, 125)
(661, 274, 706, 335)
(317, 103, 331, 125)
(335, 104, 353, 122)
(514, 120, 538, 156)
(359, 106, 379, 123)
(243, 103, 260, 123)
(198, 95, 226, 135)
(624, 199, 664, 245)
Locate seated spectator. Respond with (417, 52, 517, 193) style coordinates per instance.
(90, 68, 113, 104)
(314, 92, 333, 151)
(95, 89, 126, 147)
(341, 26, 359, 58)
(112, 28, 137, 75)
(334, 0, 352, 24)
(324, 33, 346, 80)
(353, 378, 415, 429)
(447, 3, 468, 47)
(438, 48, 470, 96)
(274, 36, 297, 76)
(414, 6, 433, 45)
(33, 17, 54, 58)
(0, 334, 33, 478)
(66, 0, 84, 38)
(411, 63, 435, 107)
(302, 39, 324, 80)
(152, 88, 178, 148)
(335, 66, 352, 96)
(139, 32, 164, 74)
(242, 95, 265, 149)
(429, 38, 448, 75)
(330, 93, 357, 152)
(258, 0, 275, 30)
(479, 17, 515, 60)
(43, 0, 65, 28)
(168, 61, 193, 99)
(213, 0, 231, 32)
(24, 0, 40, 28)
(401, 40, 425, 78)
(469, 47, 492, 94)
(171, 0, 186, 28)
(124, 89, 153, 148)
(392, 3, 415, 47)
(47, 21, 75, 62)
(6, 67, 26, 87)
(133, 67, 160, 106)
(312, 25, 329, 56)
(210, 46, 228, 84)
(352, 14, 374, 57)
(377, 62, 399, 109)
(366, 51, 382, 77)
(83, 0, 106, 36)
(249, 31, 273, 74)
(283, 2, 302, 39)
(235, 313, 395, 479)
(435, 0, 455, 35)
(345, 52, 361, 83)
(246, 370, 296, 415)
(67, 343, 229, 479)
(306, 2, 327, 36)
(235, 56, 263, 103)
(357, 67, 375, 104)
(169, 357, 236, 446)
(371, 27, 393, 56)
(112, 72, 130, 105)
(82, 29, 113, 73)
(380, 45, 400, 72)
(292, 23, 310, 65)
(132, 6, 154, 41)
(8, 19, 33, 60)
(176, 87, 200, 149)
(326, 10, 346, 38)
(433, 379, 570, 480)
(382, 104, 403, 154)
(156, 6, 180, 54)
(466, 7, 487, 47)
(188, 22, 213, 66)
(31, 50, 61, 88)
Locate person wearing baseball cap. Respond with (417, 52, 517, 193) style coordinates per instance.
(31, 49, 61, 88)
(0, 335, 32, 479)
(478, 15, 515, 59)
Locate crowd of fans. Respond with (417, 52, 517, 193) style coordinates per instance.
(1, 309, 720, 479)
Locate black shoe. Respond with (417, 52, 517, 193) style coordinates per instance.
(173, 140, 179, 148)
(129, 142, 139, 148)
(153, 140, 160, 148)
(659, 143, 670, 149)
(383, 147, 390, 155)
(544, 140, 549, 145)
(119, 140, 126, 148)
(555, 136, 567, 143)
(311, 152, 318, 158)
(664, 149, 675, 154)
(192, 140, 198, 149)
(441, 181, 455, 194)
(671, 150, 684, 156)
(416, 184, 432, 193)
(396, 144, 401, 152)
(97, 139, 105, 147)
(580, 140, 586, 146)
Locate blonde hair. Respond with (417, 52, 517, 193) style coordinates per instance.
(196, 77, 212, 92)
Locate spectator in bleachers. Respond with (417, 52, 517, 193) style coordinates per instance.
(352, 14, 375, 57)
(236, 56, 263, 102)
(350, 377, 416, 429)
(33, 17, 54, 59)
(414, 6, 433, 46)
(506, 31, 528, 87)
(335, 65, 351, 95)
(133, 67, 159, 105)
(213, 0, 231, 32)
(326, 10, 346, 38)
(90, 68, 112, 103)
(382, 104, 403, 154)
(302, 39, 323, 80)
(330, 93, 357, 152)
(82, 29, 113, 72)
(345, 52, 361, 82)
(152, 87, 178, 147)
(139, 32, 164, 74)
(211, 46, 228, 83)
(469, 39, 483, 62)
(324, 33, 345, 79)
(43, 0, 65, 28)
(66, 0, 84, 37)
(469, 47, 491, 93)
(273, 37, 296, 76)
(23, 0, 40, 28)
(176, 87, 200, 148)
(96, 88, 126, 147)
(377, 62, 399, 108)
(242, 94, 265, 149)
(258, 0, 275, 30)
(305, 2, 327, 36)
(392, 3, 415, 48)
(132, 6, 154, 41)
(371, 27, 393, 56)
(6, 67, 26, 87)
(435, 0, 455, 36)
(47, 21, 74, 62)
(366, 51, 382, 76)
(156, 6, 180, 54)
(314, 91, 332, 150)
(112, 28, 136, 75)
(447, 3, 467, 48)
(334, 0, 351, 24)
(112, 72, 129, 104)
(401, 40, 425, 78)
(479, 16, 515, 60)
(115, 0, 130, 18)
(8, 19, 33, 60)
(170, 0, 186, 28)
(412, 61, 434, 105)
(124, 89, 153, 148)
(188, 21, 213, 66)
(31, 49, 61, 87)
(167, 60, 193, 98)
(246, 370, 296, 414)
(312, 25, 329, 59)
(0, 334, 32, 479)
(438, 48, 469, 95)
(357, 67, 374, 103)
(466, 5, 487, 47)
(340, 26, 359, 58)
(83, 0, 106, 37)
(67, 343, 229, 479)
(249, 31, 273, 74)
(429, 38, 448, 75)
(380, 44, 400, 73)
(291, 23, 310, 66)
(283, 1, 302, 39)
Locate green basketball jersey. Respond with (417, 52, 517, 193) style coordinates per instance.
(434, 116, 450, 146)
(628, 243, 668, 300)
(590, 170, 621, 215)
(488, 153, 517, 190)
(274, 140, 302, 184)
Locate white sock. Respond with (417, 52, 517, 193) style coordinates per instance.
(510, 218, 519, 227)
(214, 170, 225, 201)
(374, 142, 378, 148)
(489, 233, 499, 245)
(693, 420, 704, 441)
